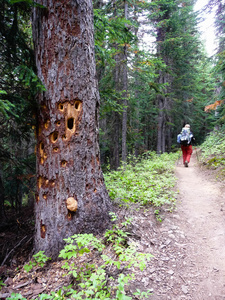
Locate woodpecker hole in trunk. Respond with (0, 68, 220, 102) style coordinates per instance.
(41, 222, 46, 238)
(38, 176, 43, 189)
(75, 101, 81, 110)
(40, 142, 44, 151)
(58, 103, 64, 111)
(61, 160, 67, 167)
(44, 120, 50, 129)
(67, 118, 74, 130)
(57, 100, 83, 140)
(51, 131, 59, 143)
(67, 212, 72, 220)
(39, 143, 46, 164)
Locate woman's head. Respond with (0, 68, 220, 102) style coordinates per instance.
(185, 124, 190, 129)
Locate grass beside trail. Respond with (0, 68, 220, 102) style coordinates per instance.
(199, 129, 225, 179)
(104, 151, 179, 209)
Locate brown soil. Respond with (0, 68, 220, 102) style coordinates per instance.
(1, 151, 225, 299)
(137, 151, 225, 299)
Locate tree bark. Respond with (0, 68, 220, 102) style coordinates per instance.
(111, 43, 121, 169)
(121, 0, 128, 163)
(110, 111, 120, 170)
(0, 168, 5, 223)
(32, 0, 111, 258)
(133, 7, 141, 157)
(157, 94, 164, 154)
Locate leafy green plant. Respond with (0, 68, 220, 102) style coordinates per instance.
(200, 130, 225, 168)
(0, 90, 17, 118)
(104, 214, 132, 245)
(104, 151, 179, 209)
(6, 293, 27, 300)
(0, 279, 5, 291)
(133, 288, 152, 299)
(200, 130, 225, 159)
(154, 209, 162, 222)
(12, 214, 153, 299)
(23, 251, 51, 272)
(57, 214, 152, 299)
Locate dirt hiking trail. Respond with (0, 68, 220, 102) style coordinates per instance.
(176, 150, 225, 297)
(139, 151, 225, 299)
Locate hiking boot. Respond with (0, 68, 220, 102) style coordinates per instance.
(184, 161, 188, 167)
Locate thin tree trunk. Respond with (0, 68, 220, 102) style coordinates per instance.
(110, 112, 120, 169)
(111, 41, 121, 169)
(0, 168, 5, 223)
(121, 0, 128, 163)
(157, 95, 164, 154)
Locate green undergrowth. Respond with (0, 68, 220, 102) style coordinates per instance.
(200, 129, 225, 178)
(6, 214, 152, 300)
(5, 151, 180, 300)
(104, 151, 179, 209)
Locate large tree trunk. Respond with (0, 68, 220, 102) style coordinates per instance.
(32, 0, 111, 258)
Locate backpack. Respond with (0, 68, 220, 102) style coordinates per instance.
(179, 127, 191, 145)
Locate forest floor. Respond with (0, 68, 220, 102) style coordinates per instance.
(1, 151, 225, 299)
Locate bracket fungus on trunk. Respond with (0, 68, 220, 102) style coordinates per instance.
(66, 197, 78, 212)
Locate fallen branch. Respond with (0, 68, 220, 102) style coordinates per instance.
(1, 235, 27, 266)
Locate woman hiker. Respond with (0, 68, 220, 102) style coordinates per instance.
(177, 124, 194, 167)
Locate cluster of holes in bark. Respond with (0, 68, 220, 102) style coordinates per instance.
(58, 101, 81, 111)
(38, 101, 83, 233)
(37, 177, 56, 204)
(86, 182, 98, 194)
(37, 176, 58, 204)
(39, 142, 47, 165)
(39, 100, 82, 164)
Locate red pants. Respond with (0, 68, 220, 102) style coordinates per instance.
(181, 145, 193, 164)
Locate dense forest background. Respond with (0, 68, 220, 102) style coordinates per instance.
(0, 0, 225, 221)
